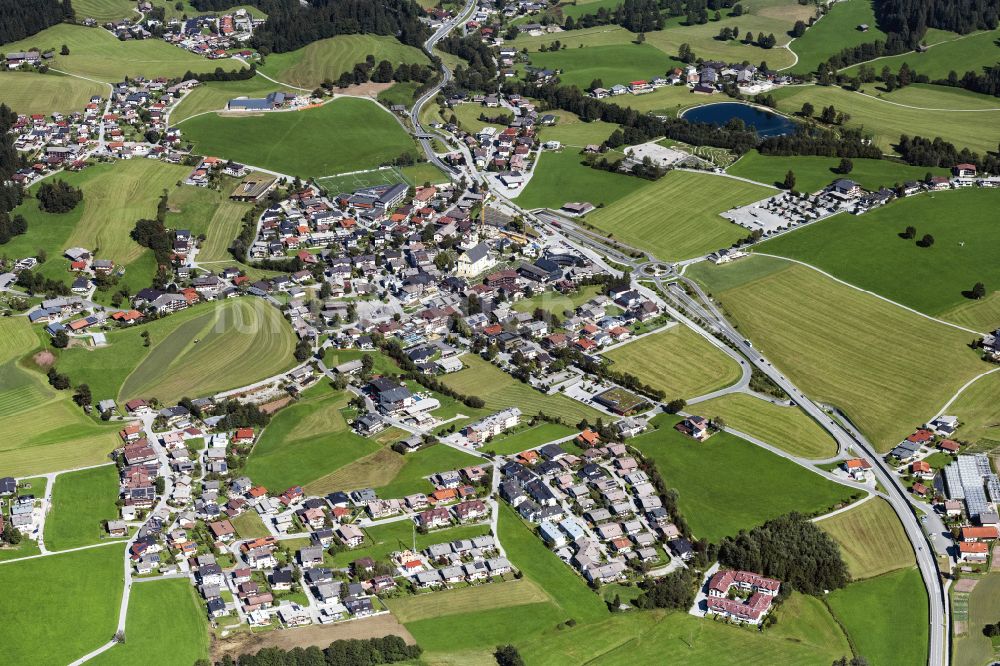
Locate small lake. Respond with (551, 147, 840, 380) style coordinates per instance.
(681, 102, 797, 137)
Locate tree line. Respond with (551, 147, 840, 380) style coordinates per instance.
(874, 0, 999, 50)
(209, 635, 422, 666)
(0, 104, 25, 241)
(438, 33, 498, 93)
(896, 133, 1000, 172)
(0, 0, 66, 46)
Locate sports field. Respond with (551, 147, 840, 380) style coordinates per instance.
(242, 384, 381, 491)
(688, 256, 988, 451)
(827, 567, 928, 666)
(953, 574, 1000, 666)
(728, 149, 950, 193)
(45, 465, 122, 551)
(316, 163, 448, 194)
(842, 28, 1000, 80)
(694, 393, 838, 458)
(789, 0, 885, 74)
(57, 299, 297, 404)
(514, 150, 647, 210)
(180, 98, 419, 178)
(769, 84, 1000, 154)
(91, 578, 210, 666)
(760, 188, 1000, 331)
(948, 370, 1000, 447)
(584, 170, 770, 261)
(0, 71, 104, 116)
(171, 77, 280, 124)
(603, 326, 743, 400)
(632, 415, 855, 541)
(2, 23, 209, 82)
(0, 546, 124, 664)
(164, 179, 252, 262)
(372, 444, 481, 498)
(441, 353, 603, 424)
(816, 498, 916, 579)
(259, 34, 430, 89)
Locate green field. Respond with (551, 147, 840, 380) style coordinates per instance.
(816, 498, 916, 580)
(484, 422, 578, 455)
(230, 510, 270, 539)
(75, 0, 137, 21)
(842, 28, 1000, 81)
(0, 71, 104, 115)
(57, 299, 297, 404)
(770, 84, 1000, 154)
(316, 163, 448, 194)
(633, 415, 855, 541)
(45, 465, 121, 551)
(514, 149, 648, 210)
(953, 574, 1000, 666)
(949, 370, 1000, 447)
(440, 353, 602, 424)
(372, 444, 480, 498)
(260, 34, 430, 89)
(536, 110, 620, 146)
(527, 42, 678, 91)
(612, 84, 711, 116)
(583, 170, 770, 261)
(171, 77, 281, 124)
(694, 392, 838, 458)
(242, 383, 380, 491)
(0, 319, 120, 477)
(2, 23, 210, 82)
(827, 567, 929, 666)
(164, 178, 253, 262)
(877, 82, 1000, 110)
(511, 283, 603, 314)
(603, 325, 743, 400)
(728, 150, 950, 192)
(789, 0, 886, 74)
(688, 256, 988, 451)
(180, 98, 419, 178)
(0, 546, 124, 664)
(759, 188, 1000, 331)
(92, 578, 210, 666)
(327, 521, 490, 568)
(388, 578, 552, 623)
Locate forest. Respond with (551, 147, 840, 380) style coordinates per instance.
(874, 0, 999, 49)
(0, 0, 67, 46)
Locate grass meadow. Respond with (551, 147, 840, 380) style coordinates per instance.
(327, 521, 491, 568)
(603, 325, 743, 400)
(527, 42, 678, 91)
(633, 415, 856, 541)
(45, 465, 121, 551)
(371, 445, 481, 498)
(949, 371, 1000, 448)
(171, 77, 280, 124)
(164, 178, 253, 262)
(694, 393, 838, 458)
(688, 256, 988, 451)
(789, 0, 885, 74)
(535, 110, 620, 146)
(514, 149, 647, 210)
(816, 497, 916, 580)
(953, 574, 1000, 666)
(842, 28, 1000, 80)
(483, 422, 578, 455)
(0, 71, 104, 115)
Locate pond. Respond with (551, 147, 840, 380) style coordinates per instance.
(681, 102, 798, 137)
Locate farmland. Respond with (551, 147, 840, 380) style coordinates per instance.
(0, 71, 104, 116)
(514, 150, 647, 210)
(583, 170, 770, 261)
(526, 42, 679, 91)
(45, 465, 122, 551)
(0, 546, 124, 664)
(953, 574, 1000, 666)
(948, 371, 1000, 447)
(440, 353, 603, 424)
(368, 444, 480, 498)
(171, 77, 280, 124)
(259, 35, 430, 89)
(759, 188, 1000, 331)
(57, 298, 297, 404)
(688, 256, 988, 451)
(816, 498, 916, 579)
(694, 392, 838, 459)
(727, 150, 950, 193)
(878, 82, 1000, 110)
(603, 326, 743, 400)
(827, 567, 928, 666)
(789, 0, 886, 74)
(1, 23, 209, 82)
(180, 98, 419, 178)
(387, 579, 551, 623)
(164, 178, 253, 262)
(842, 28, 1000, 81)
(242, 384, 381, 491)
(632, 415, 856, 541)
(535, 110, 620, 146)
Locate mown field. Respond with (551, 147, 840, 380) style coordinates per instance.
(877, 82, 1000, 110)
(0, 546, 124, 664)
(91, 578, 210, 666)
(789, 0, 885, 74)
(326, 521, 491, 569)
(728, 149, 950, 192)
(74, 0, 138, 21)
(372, 444, 481, 498)
(953, 574, 1000, 666)
(511, 284, 602, 314)
(45, 464, 122, 551)
(827, 567, 928, 666)
(514, 149, 647, 210)
(816, 497, 916, 580)
(57, 298, 297, 404)
(633, 415, 855, 541)
(387, 578, 552, 623)
(0, 71, 104, 115)
(164, 178, 253, 262)
(2, 23, 209, 82)
(171, 77, 281, 124)
(583, 170, 770, 261)
(484, 422, 578, 455)
(694, 392, 838, 458)
(769, 84, 1000, 154)
(316, 163, 448, 193)
(0, 319, 120, 477)
(535, 110, 619, 146)
(842, 28, 1000, 80)
(603, 325, 743, 400)
(526, 42, 678, 91)
(180, 98, 419, 178)
(759, 188, 1000, 331)
(242, 383, 381, 491)
(688, 256, 988, 451)
(259, 34, 430, 89)
(948, 370, 1000, 448)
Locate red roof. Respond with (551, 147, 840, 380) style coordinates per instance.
(939, 439, 960, 452)
(960, 542, 988, 553)
(907, 429, 934, 443)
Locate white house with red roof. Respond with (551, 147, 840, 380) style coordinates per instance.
(705, 569, 780, 625)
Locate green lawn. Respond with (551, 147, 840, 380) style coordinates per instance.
(243, 383, 381, 491)
(511, 283, 603, 314)
(230, 510, 270, 539)
(0, 71, 105, 116)
(633, 415, 856, 542)
(527, 42, 677, 91)
(536, 110, 620, 146)
(688, 256, 989, 451)
(180, 98, 420, 178)
(694, 393, 838, 459)
(0, 546, 124, 664)
(827, 567, 929, 666)
(45, 465, 121, 551)
(949, 370, 1000, 447)
(91, 579, 210, 666)
(728, 150, 950, 192)
(514, 149, 648, 210)
(327, 521, 490, 568)
(842, 28, 1000, 81)
(483, 422, 577, 455)
(789, 0, 886, 74)
(816, 498, 916, 580)
(583, 170, 770, 261)
(322, 348, 400, 376)
(603, 325, 743, 400)
(759, 188, 1000, 331)
(373, 444, 481, 498)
